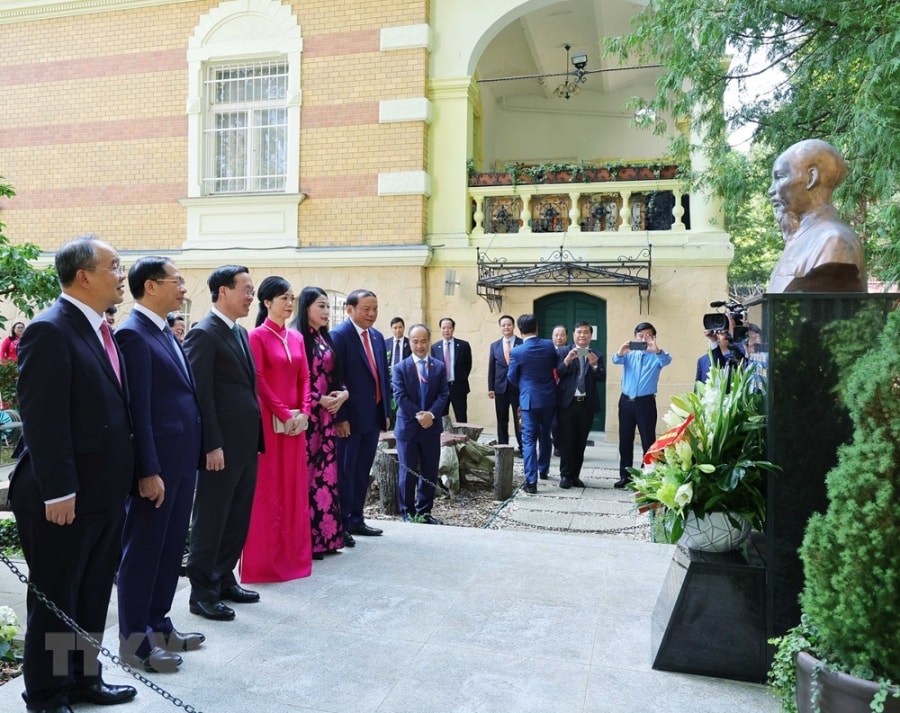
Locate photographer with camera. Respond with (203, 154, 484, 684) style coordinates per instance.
(696, 301, 752, 384)
(611, 322, 672, 489)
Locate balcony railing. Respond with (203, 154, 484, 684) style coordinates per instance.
(469, 178, 688, 236)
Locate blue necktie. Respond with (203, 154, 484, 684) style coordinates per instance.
(164, 325, 189, 377)
(417, 359, 428, 410)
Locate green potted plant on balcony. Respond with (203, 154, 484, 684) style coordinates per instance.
(768, 307, 900, 713)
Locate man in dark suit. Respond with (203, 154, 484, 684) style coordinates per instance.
(10, 236, 138, 712)
(391, 324, 450, 523)
(182, 265, 264, 621)
(114, 257, 204, 672)
(332, 289, 391, 545)
(556, 321, 606, 489)
(487, 314, 523, 450)
(386, 316, 411, 369)
(507, 314, 558, 494)
(430, 316, 472, 423)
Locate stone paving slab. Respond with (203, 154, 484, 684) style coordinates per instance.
(0, 435, 778, 712)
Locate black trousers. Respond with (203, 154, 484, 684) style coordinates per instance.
(558, 399, 594, 481)
(187, 457, 258, 603)
(494, 386, 521, 445)
(617, 394, 657, 479)
(15, 508, 124, 709)
(443, 382, 468, 423)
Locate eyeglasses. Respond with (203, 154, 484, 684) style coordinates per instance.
(230, 286, 256, 297)
(86, 264, 125, 276)
(153, 277, 186, 288)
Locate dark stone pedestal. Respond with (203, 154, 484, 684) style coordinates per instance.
(652, 542, 767, 683)
(758, 294, 896, 642)
(651, 294, 897, 685)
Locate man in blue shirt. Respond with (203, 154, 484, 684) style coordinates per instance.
(611, 322, 672, 488)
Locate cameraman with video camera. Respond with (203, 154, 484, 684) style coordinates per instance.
(696, 301, 754, 385)
(611, 322, 672, 489)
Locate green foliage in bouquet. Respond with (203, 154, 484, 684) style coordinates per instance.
(630, 362, 778, 543)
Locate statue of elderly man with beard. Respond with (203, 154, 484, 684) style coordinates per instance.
(766, 139, 866, 293)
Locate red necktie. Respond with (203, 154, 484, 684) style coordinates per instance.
(100, 321, 121, 384)
(503, 339, 510, 365)
(362, 330, 381, 403)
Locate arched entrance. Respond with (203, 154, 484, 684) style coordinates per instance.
(534, 291, 607, 430)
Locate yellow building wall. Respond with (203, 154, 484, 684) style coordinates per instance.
(1, 0, 734, 444)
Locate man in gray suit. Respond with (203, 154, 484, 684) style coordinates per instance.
(182, 265, 264, 621)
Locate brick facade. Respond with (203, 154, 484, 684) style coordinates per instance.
(0, 0, 430, 250)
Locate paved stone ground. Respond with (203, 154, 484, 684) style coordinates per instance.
(0, 437, 779, 713)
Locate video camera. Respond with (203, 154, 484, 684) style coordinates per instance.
(703, 300, 749, 343)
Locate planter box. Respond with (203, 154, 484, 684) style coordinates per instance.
(796, 651, 900, 713)
(467, 164, 678, 187)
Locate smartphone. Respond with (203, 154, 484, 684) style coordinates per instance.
(628, 341, 648, 351)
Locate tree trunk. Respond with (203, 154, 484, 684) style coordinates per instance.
(372, 448, 400, 515)
(492, 444, 515, 500)
(451, 423, 484, 442)
(457, 439, 495, 485)
(439, 444, 460, 494)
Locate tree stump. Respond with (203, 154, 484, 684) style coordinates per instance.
(378, 431, 396, 449)
(457, 439, 495, 485)
(492, 444, 515, 500)
(451, 423, 484, 442)
(439, 444, 460, 494)
(372, 448, 400, 515)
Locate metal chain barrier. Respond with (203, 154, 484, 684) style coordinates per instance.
(0, 552, 204, 713)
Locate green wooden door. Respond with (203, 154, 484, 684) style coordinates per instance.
(534, 292, 607, 431)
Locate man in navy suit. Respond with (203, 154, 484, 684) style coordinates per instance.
(508, 314, 558, 494)
(182, 266, 264, 621)
(392, 324, 449, 523)
(332, 289, 391, 544)
(431, 317, 473, 423)
(115, 257, 204, 673)
(556, 321, 606, 489)
(487, 314, 523, 449)
(10, 236, 138, 712)
(386, 316, 412, 369)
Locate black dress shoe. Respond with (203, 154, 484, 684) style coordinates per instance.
(559, 478, 572, 489)
(119, 646, 182, 674)
(69, 680, 138, 705)
(312, 552, 325, 560)
(613, 478, 630, 489)
(420, 513, 444, 525)
(572, 478, 586, 488)
(189, 600, 235, 621)
(221, 584, 260, 603)
(342, 531, 356, 548)
(538, 470, 549, 480)
(522, 482, 537, 494)
(350, 523, 383, 536)
(153, 629, 205, 652)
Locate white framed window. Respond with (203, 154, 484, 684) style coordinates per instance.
(182, 0, 303, 249)
(204, 61, 288, 195)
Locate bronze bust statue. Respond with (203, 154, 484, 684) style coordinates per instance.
(767, 139, 867, 293)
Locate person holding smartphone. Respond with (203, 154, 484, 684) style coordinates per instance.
(611, 322, 672, 488)
(556, 321, 605, 489)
